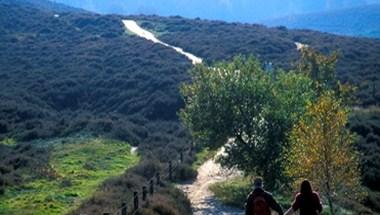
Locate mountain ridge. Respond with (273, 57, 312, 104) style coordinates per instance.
(0, 0, 84, 12)
(52, 0, 380, 22)
(263, 4, 380, 38)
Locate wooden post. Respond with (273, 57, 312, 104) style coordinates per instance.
(133, 191, 139, 211)
(156, 172, 161, 186)
(180, 151, 184, 163)
(373, 83, 377, 99)
(142, 186, 148, 201)
(121, 202, 127, 215)
(169, 161, 173, 181)
(189, 143, 194, 156)
(149, 179, 154, 195)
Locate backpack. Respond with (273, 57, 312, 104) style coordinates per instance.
(252, 195, 271, 215)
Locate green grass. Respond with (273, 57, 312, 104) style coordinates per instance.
(209, 176, 252, 209)
(0, 137, 16, 146)
(0, 138, 139, 215)
(137, 20, 170, 37)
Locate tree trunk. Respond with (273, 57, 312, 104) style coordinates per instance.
(327, 195, 335, 215)
(326, 181, 335, 215)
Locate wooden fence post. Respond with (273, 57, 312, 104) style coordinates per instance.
(121, 202, 127, 215)
(133, 191, 139, 211)
(180, 151, 184, 163)
(149, 179, 154, 195)
(142, 186, 148, 201)
(190, 143, 194, 155)
(156, 172, 161, 185)
(169, 161, 173, 181)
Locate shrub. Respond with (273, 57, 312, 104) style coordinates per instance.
(173, 164, 197, 181)
(209, 177, 252, 209)
(60, 178, 73, 188)
(0, 186, 4, 196)
(364, 190, 380, 212)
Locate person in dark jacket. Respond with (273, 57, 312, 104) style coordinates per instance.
(284, 180, 323, 215)
(245, 178, 284, 215)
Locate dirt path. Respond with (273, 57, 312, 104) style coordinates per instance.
(122, 19, 243, 214)
(178, 150, 244, 215)
(122, 20, 203, 65)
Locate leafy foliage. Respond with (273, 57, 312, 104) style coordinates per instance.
(180, 56, 315, 188)
(349, 108, 380, 191)
(285, 92, 364, 214)
(0, 141, 49, 190)
(209, 176, 252, 209)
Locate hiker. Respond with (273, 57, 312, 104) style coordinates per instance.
(284, 180, 322, 215)
(245, 178, 284, 215)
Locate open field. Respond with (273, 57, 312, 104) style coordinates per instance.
(0, 138, 139, 215)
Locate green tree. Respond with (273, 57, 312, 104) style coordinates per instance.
(285, 92, 364, 215)
(297, 47, 356, 104)
(180, 56, 315, 187)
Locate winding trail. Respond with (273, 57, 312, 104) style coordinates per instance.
(178, 149, 244, 215)
(121, 20, 298, 214)
(122, 19, 243, 214)
(122, 20, 203, 65)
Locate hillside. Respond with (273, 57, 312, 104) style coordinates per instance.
(263, 4, 380, 38)
(0, 2, 192, 148)
(1, 0, 380, 213)
(137, 15, 380, 106)
(2, 0, 380, 145)
(0, 2, 195, 214)
(0, 0, 82, 12)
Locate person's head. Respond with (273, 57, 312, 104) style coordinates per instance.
(253, 177, 263, 189)
(300, 179, 313, 195)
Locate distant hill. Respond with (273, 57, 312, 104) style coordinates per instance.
(0, 0, 83, 12)
(53, 0, 380, 23)
(263, 4, 380, 38)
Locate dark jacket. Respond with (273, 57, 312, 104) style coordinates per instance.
(245, 188, 284, 215)
(291, 192, 322, 215)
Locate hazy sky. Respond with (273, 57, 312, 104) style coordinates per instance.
(54, 0, 380, 22)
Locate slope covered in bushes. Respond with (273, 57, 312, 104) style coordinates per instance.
(1, 0, 380, 213)
(0, 2, 195, 214)
(137, 15, 380, 106)
(0, 2, 192, 146)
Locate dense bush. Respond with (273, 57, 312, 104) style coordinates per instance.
(364, 190, 380, 212)
(69, 158, 193, 215)
(0, 143, 49, 188)
(349, 108, 380, 191)
(173, 163, 197, 181)
(137, 188, 192, 215)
